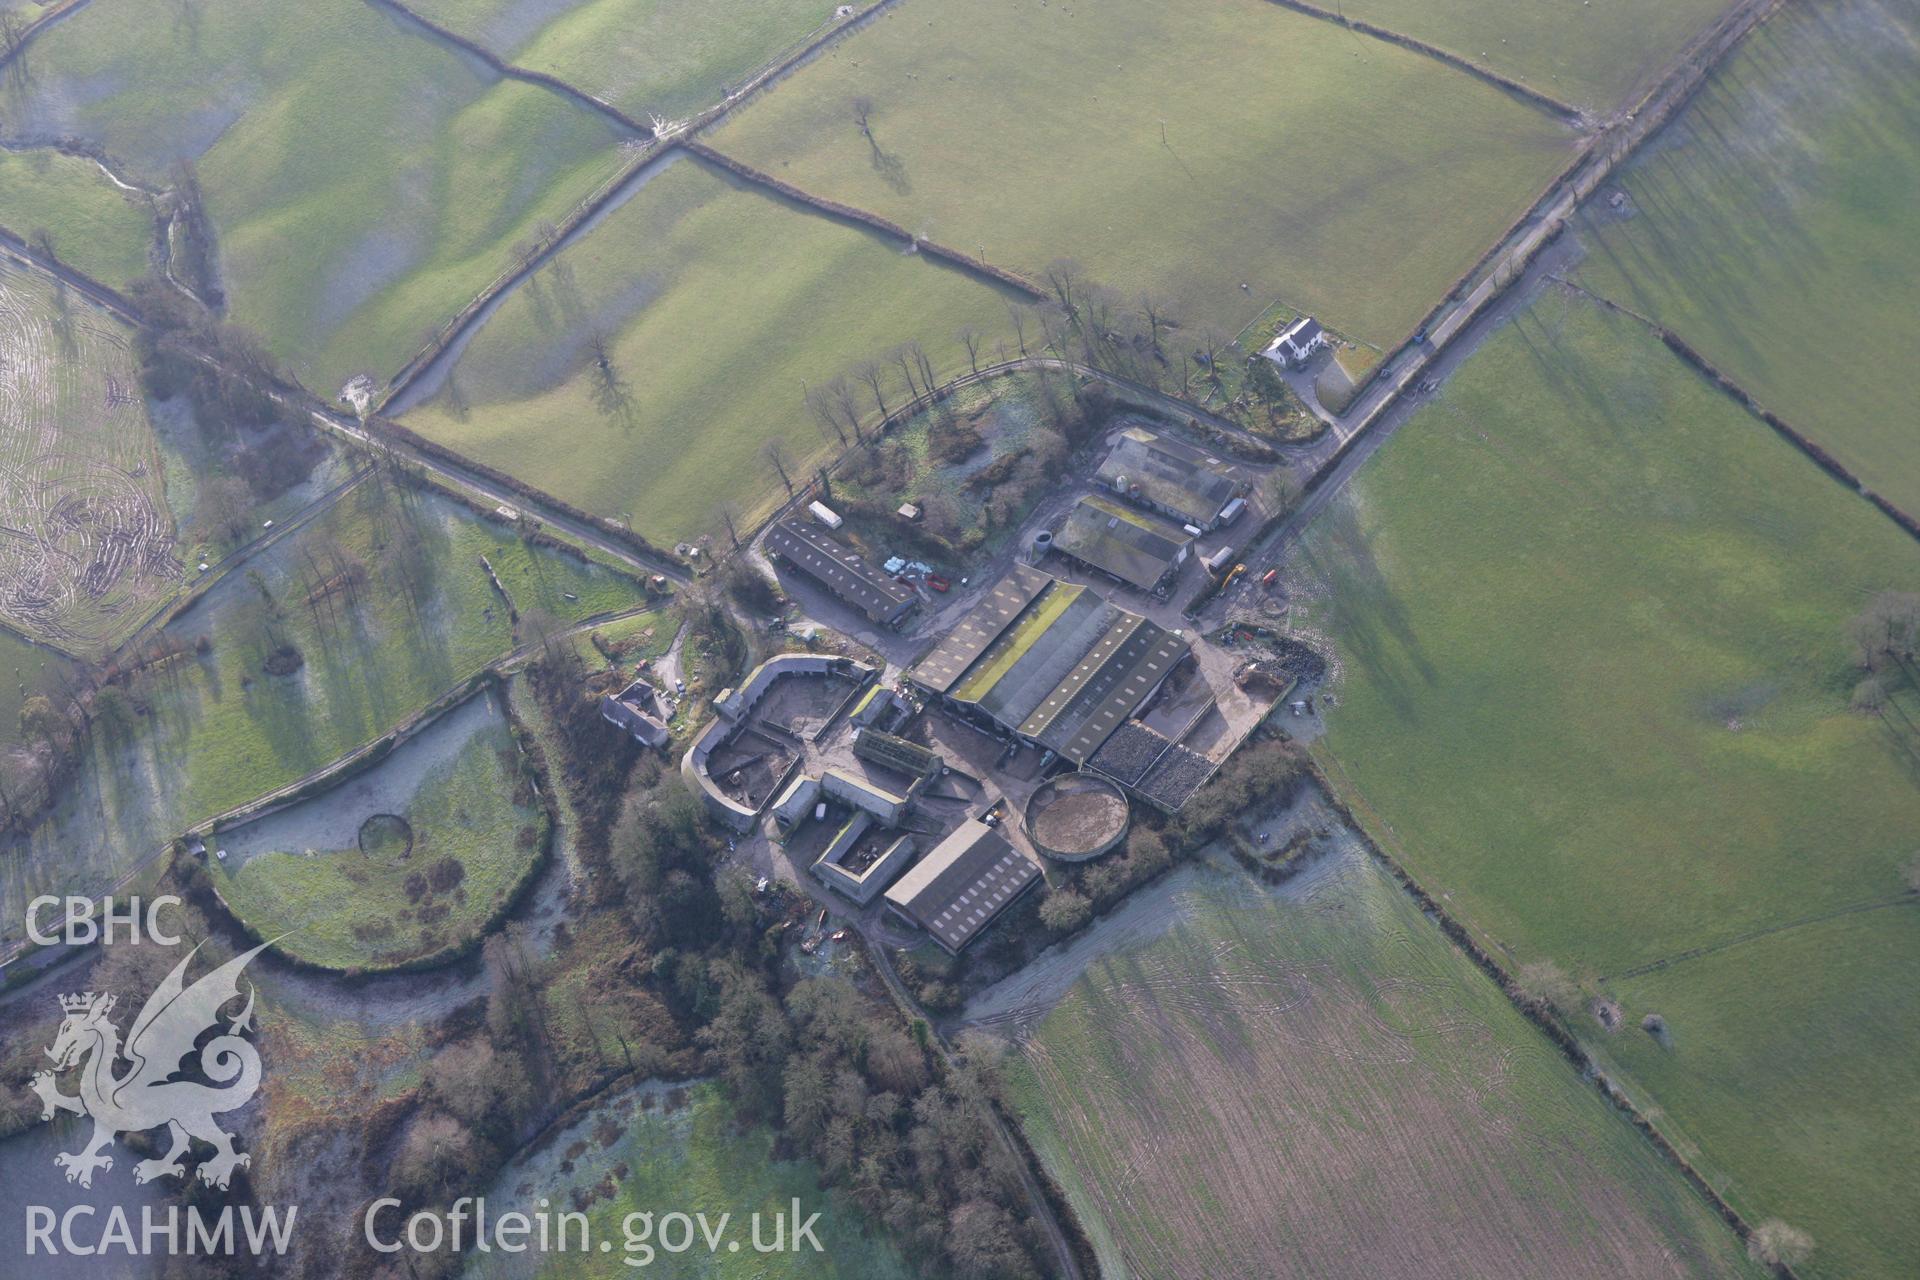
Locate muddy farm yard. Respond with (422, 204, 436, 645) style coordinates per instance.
(0, 0, 1914, 1277)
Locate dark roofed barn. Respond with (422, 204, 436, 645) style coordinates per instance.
(1054, 495, 1192, 593)
(765, 518, 917, 627)
(884, 819, 1042, 953)
(1094, 427, 1242, 530)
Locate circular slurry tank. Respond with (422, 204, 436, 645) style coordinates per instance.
(1025, 773, 1130, 862)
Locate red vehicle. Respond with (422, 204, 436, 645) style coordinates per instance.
(1261, 568, 1279, 588)
(927, 574, 951, 593)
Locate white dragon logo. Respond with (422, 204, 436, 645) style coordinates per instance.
(30, 942, 267, 1190)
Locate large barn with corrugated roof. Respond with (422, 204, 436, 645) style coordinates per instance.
(907, 564, 1190, 766)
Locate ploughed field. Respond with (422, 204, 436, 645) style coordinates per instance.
(988, 853, 1758, 1280)
(0, 263, 182, 656)
(1296, 282, 1920, 1277)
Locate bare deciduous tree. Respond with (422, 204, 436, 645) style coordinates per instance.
(761, 440, 795, 495)
(957, 325, 981, 376)
(853, 359, 891, 425)
(1043, 258, 1083, 318)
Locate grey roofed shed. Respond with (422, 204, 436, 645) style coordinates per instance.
(884, 819, 1041, 953)
(765, 518, 916, 626)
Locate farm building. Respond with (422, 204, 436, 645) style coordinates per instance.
(1094, 427, 1243, 530)
(812, 824, 917, 905)
(884, 818, 1041, 953)
(852, 727, 942, 780)
(764, 518, 917, 627)
(600, 677, 671, 748)
(1262, 316, 1329, 368)
(1052, 494, 1192, 593)
(908, 566, 1191, 765)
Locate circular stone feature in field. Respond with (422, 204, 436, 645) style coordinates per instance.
(1026, 774, 1129, 862)
(358, 813, 414, 863)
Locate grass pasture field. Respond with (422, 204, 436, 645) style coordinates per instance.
(1571, 0, 1920, 517)
(1295, 285, 1920, 1276)
(706, 0, 1577, 349)
(0, 146, 156, 289)
(988, 852, 1757, 1280)
(464, 1079, 913, 1279)
(1324, 0, 1732, 111)
(398, 153, 1020, 542)
(214, 686, 546, 969)
(3, 0, 631, 393)
(0, 477, 642, 945)
(406, 0, 851, 123)
(0, 262, 184, 657)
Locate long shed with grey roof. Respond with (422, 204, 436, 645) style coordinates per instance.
(884, 819, 1041, 953)
(908, 563, 1052, 694)
(765, 519, 917, 627)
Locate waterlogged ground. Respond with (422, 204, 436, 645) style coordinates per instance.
(461, 1080, 912, 1279)
(212, 684, 547, 970)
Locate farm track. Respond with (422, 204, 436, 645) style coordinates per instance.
(1603, 895, 1918, 983)
(1255, 0, 1587, 125)
(1228, 0, 1787, 596)
(1, 224, 692, 592)
(862, 937, 1090, 1280)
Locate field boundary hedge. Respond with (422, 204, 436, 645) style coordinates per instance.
(0, 0, 94, 74)
(1656, 329, 1920, 546)
(681, 141, 1048, 301)
(1257, 0, 1583, 124)
(368, 0, 652, 136)
(1307, 753, 1804, 1279)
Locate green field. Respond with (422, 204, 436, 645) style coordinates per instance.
(6, 0, 630, 392)
(1297, 286, 1920, 1276)
(465, 1080, 912, 1279)
(0, 262, 185, 656)
(0, 479, 642, 944)
(1573, 0, 1920, 514)
(0, 628, 68, 751)
(0, 147, 155, 288)
(398, 154, 1018, 541)
(407, 0, 849, 122)
(994, 854, 1757, 1279)
(1328, 0, 1730, 110)
(707, 0, 1575, 349)
(215, 687, 546, 969)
